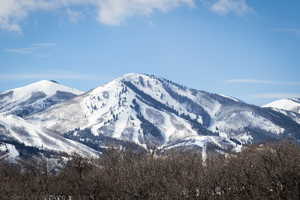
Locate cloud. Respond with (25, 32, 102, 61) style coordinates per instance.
(0, 0, 195, 32)
(210, 0, 251, 15)
(0, 73, 99, 80)
(66, 8, 83, 23)
(32, 42, 57, 47)
(4, 42, 56, 54)
(253, 93, 300, 99)
(5, 47, 38, 54)
(226, 79, 300, 86)
(95, 0, 195, 25)
(274, 28, 300, 36)
(0, 0, 57, 33)
(0, 0, 252, 32)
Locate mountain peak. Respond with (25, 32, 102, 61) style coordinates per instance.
(118, 73, 185, 89)
(3, 74, 300, 160)
(49, 80, 60, 84)
(91, 73, 158, 92)
(121, 72, 145, 78)
(119, 73, 155, 82)
(13, 80, 82, 94)
(0, 80, 84, 117)
(263, 98, 300, 114)
(18, 80, 61, 90)
(21, 74, 300, 156)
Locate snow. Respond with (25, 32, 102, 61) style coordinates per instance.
(0, 80, 84, 116)
(10, 80, 82, 100)
(0, 114, 98, 157)
(219, 94, 242, 102)
(16, 73, 300, 155)
(269, 108, 300, 124)
(263, 98, 300, 114)
(138, 100, 198, 143)
(162, 135, 240, 153)
(0, 144, 19, 160)
(210, 111, 284, 136)
(1, 80, 82, 104)
(235, 133, 253, 144)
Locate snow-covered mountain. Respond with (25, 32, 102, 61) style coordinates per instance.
(263, 98, 300, 114)
(0, 80, 83, 117)
(1, 74, 300, 160)
(262, 98, 300, 125)
(0, 113, 98, 159)
(27, 73, 300, 153)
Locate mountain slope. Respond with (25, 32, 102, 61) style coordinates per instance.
(263, 98, 300, 125)
(263, 98, 300, 114)
(0, 114, 98, 158)
(28, 73, 300, 152)
(0, 80, 83, 117)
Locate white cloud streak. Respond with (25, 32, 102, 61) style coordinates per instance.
(4, 42, 56, 54)
(274, 28, 300, 36)
(210, 0, 251, 15)
(5, 47, 38, 54)
(32, 42, 57, 47)
(253, 93, 300, 99)
(226, 79, 300, 86)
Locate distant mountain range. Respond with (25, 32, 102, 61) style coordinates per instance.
(0, 73, 299, 160)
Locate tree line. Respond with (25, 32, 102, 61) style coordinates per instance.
(0, 141, 299, 200)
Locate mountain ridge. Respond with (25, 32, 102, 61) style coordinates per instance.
(0, 80, 83, 117)
(263, 98, 300, 114)
(1, 73, 300, 160)
(28, 73, 300, 152)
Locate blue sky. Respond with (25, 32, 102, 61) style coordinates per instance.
(0, 0, 299, 105)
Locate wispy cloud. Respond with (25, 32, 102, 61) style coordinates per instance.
(226, 79, 300, 86)
(4, 42, 56, 54)
(0, 73, 99, 80)
(274, 28, 300, 36)
(253, 93, 300, 99)
(66, 8, 83, 23)
(32, 42, 57, 47)
(210, 0, 252, 15)
(4, 47, 38, 54)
